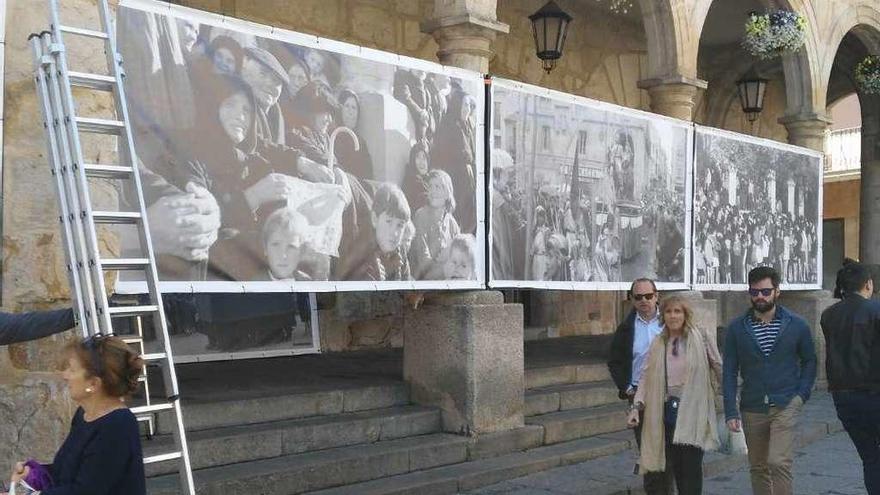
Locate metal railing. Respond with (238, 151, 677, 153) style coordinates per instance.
(825, 126, 861, 172)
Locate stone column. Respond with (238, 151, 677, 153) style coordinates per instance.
(779, 114, 831, 153)
(637, 76, 708, 122)
(404, 291, 524, 435)
(859, 97, 880, 264)
(421, 1, 509, 74)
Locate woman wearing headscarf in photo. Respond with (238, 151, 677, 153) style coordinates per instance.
(402, 141, 431, 211)
(430, 89, 477, 235)
(333, 88, 375, 180)
(285, 82, 375, 281)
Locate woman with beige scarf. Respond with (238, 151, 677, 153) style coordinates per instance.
(626, 295, 723, 494)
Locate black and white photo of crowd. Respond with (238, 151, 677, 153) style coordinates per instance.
(117, 6, 482, 286)
(693, 129, 821, 286)
(490, 85, 689, 286)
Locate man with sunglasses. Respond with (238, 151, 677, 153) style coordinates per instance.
(608, 278, 665, 490)
(723, 266, 817, 495)
(0, 308, 75, 346)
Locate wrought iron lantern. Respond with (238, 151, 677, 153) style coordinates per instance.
(736, 67, 769, 122)
(529, 1, 573, 73)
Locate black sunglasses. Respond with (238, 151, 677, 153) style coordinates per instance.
(633, 293, 655, 301)
(748, 288, 775, 297)
(81, 333, 108, 378)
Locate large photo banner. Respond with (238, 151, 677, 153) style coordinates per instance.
(692, 126, 823, 290)
(489, 79, 692, 290)
(116, 0, 485, 293)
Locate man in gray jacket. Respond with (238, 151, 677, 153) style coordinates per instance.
(0, 308, 75, 345)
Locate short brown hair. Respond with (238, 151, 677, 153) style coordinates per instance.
(659, 295, 695, 335)
(64, 335, 144, 398)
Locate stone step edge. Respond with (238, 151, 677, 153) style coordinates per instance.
(525, 379, 618, 396)
(144, 405, 441, 475)
(524, 362, 611, 389)
(147, 404, 439, 452)
(153, 382, 410, 433)
(146, 432, 471, 493)
(305, 432, 634, 494)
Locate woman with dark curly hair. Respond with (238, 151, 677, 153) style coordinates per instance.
(5, 335, 146, 495)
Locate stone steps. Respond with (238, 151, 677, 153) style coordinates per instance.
(146, 432, 471, 495)
(526, 403, 628, 445)
(306, 433, 632, 494)
(144, 405, 440, 476)
(524, 361, 609, 389)
(525, 380, 620, 416)
(154, 382, 409, 434)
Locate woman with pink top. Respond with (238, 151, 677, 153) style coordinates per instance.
(626, 295, 723, 494)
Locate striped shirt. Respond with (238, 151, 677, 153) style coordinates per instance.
(750, 314, 782, 356)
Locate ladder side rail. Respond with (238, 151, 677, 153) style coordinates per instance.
(44, 17, 114, 336)
(30, 35, 90, 336)
(38, 33, 103, 337)
(73, 3, 197, 492)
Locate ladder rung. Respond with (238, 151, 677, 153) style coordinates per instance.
(122, 336, 143, 344)
(68, 71, 116, 91)
(101, 258, 150, 270)
(74, 116, 124, 135)
(137, 375, 147, 383)
(144, 452, 182, 465)
(142, 352, 167, 361)
(58, 25, 109, 39)
(83, 163, 133, 179)
(92, 211, 141, 224)
(131, 403, 174, 415)
(108, 304, 158, 317)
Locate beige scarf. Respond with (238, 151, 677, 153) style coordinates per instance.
(639, 324, 720, 473)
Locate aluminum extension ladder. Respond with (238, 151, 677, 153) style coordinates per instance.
(29, 1, 195, 493)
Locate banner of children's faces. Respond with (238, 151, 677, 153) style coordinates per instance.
(692, 126, 823, 290)
(489, 79, 692, 290)
(115, 0, 485, 293)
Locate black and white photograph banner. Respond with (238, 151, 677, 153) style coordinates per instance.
(115, 0, 485, 293)
(692, 126, 823, 290)
(489, 79, 692, 290)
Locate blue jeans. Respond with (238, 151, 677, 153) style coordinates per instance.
(833, 390, 880, 495)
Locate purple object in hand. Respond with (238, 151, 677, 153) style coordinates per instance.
(23, 460, 52, 491)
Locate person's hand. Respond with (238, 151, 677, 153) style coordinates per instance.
(148, 187, 220, 261)
(244, 173, 298, 210)
(297, 156, 335, 184)
(11, 461, 29, 483)
(627, 409, 640, 428)
(727, 418, 742, 432)
(332, 168, 353, 206)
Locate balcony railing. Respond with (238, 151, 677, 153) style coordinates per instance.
(825, 126, 861, 173)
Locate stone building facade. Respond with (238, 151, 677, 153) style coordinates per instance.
(1, 0, 879, 463)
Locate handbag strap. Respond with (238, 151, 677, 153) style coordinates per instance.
(663, 335, 668, 400)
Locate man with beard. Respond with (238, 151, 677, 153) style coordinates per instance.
(723, 266, 817, 495)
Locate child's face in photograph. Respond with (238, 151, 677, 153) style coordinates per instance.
(266, 229, 304, 279)
(444, 246, 474, 280)
(373, 212, 407, 253)
(427, 176, 448, 208)
(219, 92, 252, 144)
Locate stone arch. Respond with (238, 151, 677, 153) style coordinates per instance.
(822, 3, 880, 109)
(638, 0, 698, 79)
(691, 0, 822, 119)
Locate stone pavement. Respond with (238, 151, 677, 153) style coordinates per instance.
(464, 392, 864, 494)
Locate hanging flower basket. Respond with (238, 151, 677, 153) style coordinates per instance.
(855, 55, 880, 95)
(742, 10, 807, 60)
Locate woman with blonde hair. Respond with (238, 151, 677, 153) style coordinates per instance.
(627, 295, 722, 494)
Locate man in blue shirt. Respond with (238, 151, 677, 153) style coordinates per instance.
(723, 266, 817, 495)
(821, 262, 880, 494)
(608, 278, 665, 491)
(0, 308, 76, 346)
